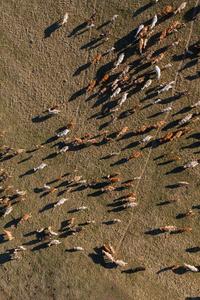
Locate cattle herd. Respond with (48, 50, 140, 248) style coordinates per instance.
(0, 0, 200, 279)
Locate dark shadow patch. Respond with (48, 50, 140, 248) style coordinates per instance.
(0, 251, 12, 264)
(68, 21, 88, 37)
(4, 217, 21, 229)
(172, 106, 192, 117)
(172, 267, 188, 275)
(34, 188, 44, 194)
(44, 20, 62, 38)
(165, 184, 180, 189)
(157, 266, 172, 274)
(166, 166, 184, 175)
(31, 242, 49, 251)
(68, 88, 86, 102)
(156, 201, 170, 206)
(87, 190, 104, 197)
(185, 297, 200, 300)
(73, 62, 91, 76)
(0, 234, 7, 244)
(42, 152, 57, 160)
(19, 169, 34, 178)
(88, 247, 116, 269)
(110, 158, 128, 166)
(145, 229, 163, 235)
(102, 221, 114, 226)
(39, 203, 55, 213)
(162, 120, 179, 131)
(32, 115, 52, 123)
(186, 247, 200, 253)
(183, 5, 200, 22)
(80, 38, 101, 50)
(42, 136, 59, 145)
(108, 206, 125, 213)
(67, 209, 79, 214)
(176, 213, 186, 219)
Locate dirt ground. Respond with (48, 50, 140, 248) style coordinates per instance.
(0, 0, 200, 299)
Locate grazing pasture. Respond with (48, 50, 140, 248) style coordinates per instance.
(0, 0, 199, 299)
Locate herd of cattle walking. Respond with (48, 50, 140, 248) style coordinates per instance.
(0, 1, 200, 275)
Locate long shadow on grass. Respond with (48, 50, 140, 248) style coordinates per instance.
(145, 229, 164, 235)
(122, 267, 146, 274)
(186, 247, 200, 253)
(165, 184, 180, 189)
(185, 297, 200, 300)
(184, 5, 200, 22)
(39, 203, 56, 213)
(68, 21, 88, 37)
(157, 201, 171, 206)
(166, 166, 184, 175)
(68, 88, 86, 102)
(176, 213, 186, 219)
(0, 250, 13, 264)
(161, 120, 179, 131)
(4, 217, 21, 229)
(31, 242, 49, 251)
(19, 169, 34, 178)
(156, 267, 172, 274)
(32, 115, 52, 123)
(157, 266, 188, 275)
(44, 20, 62, 38)
(73, 62, 91, 76)
(81, 38, 101, 50)
(89, 247, 116, 269)
(181, 142, 200, 150)
(172, 106, 192, 116)
(108, 206, 125, 213)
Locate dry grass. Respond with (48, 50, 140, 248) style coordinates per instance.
(0, 0, 200, 299)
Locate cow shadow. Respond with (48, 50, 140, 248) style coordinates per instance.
(68, 88, 86, 102)
(80, 38, 101, 50)
(31, 242, 49, 251)
(68, 21, 88, 37)
(186, 247, 200, 253)
(145, 229, 163, 235)
(19, 169, 34, 178)
(73, 62, 91, 76)
(4, 217, 21, 228)
(0, 251, 13, 264)
(184, 5, 200, 22)
(39, 203, 56, 213)
(32, 115, 52, 123)
(44, 20, 62, 38)
(88, 247, 116, 269)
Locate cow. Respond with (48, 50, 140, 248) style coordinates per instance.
(158, 29, 167, 43)
(48, 240, 62, 247)
(61, 12, 69, 26)
(174, 2, 187, 14)
(152, 53, 164, 64)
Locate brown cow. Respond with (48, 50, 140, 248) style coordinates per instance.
(170, 130, 183, 141)
(167, 21, 181, 33)
(152, 53, 164, 65)
(86, 80, 96, 92)
(91, 54, 102, 64)
(99, 74, 109, 84)
(159, 5, 172, 16)
(127, 152, 141, 160)
(137, 26, 148, 39)
(160, 132, 173, 143)
(142, 50, 154, 64)
(158, 29, 167, 43)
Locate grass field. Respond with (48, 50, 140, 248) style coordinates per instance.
(0, 0, 200, 299)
